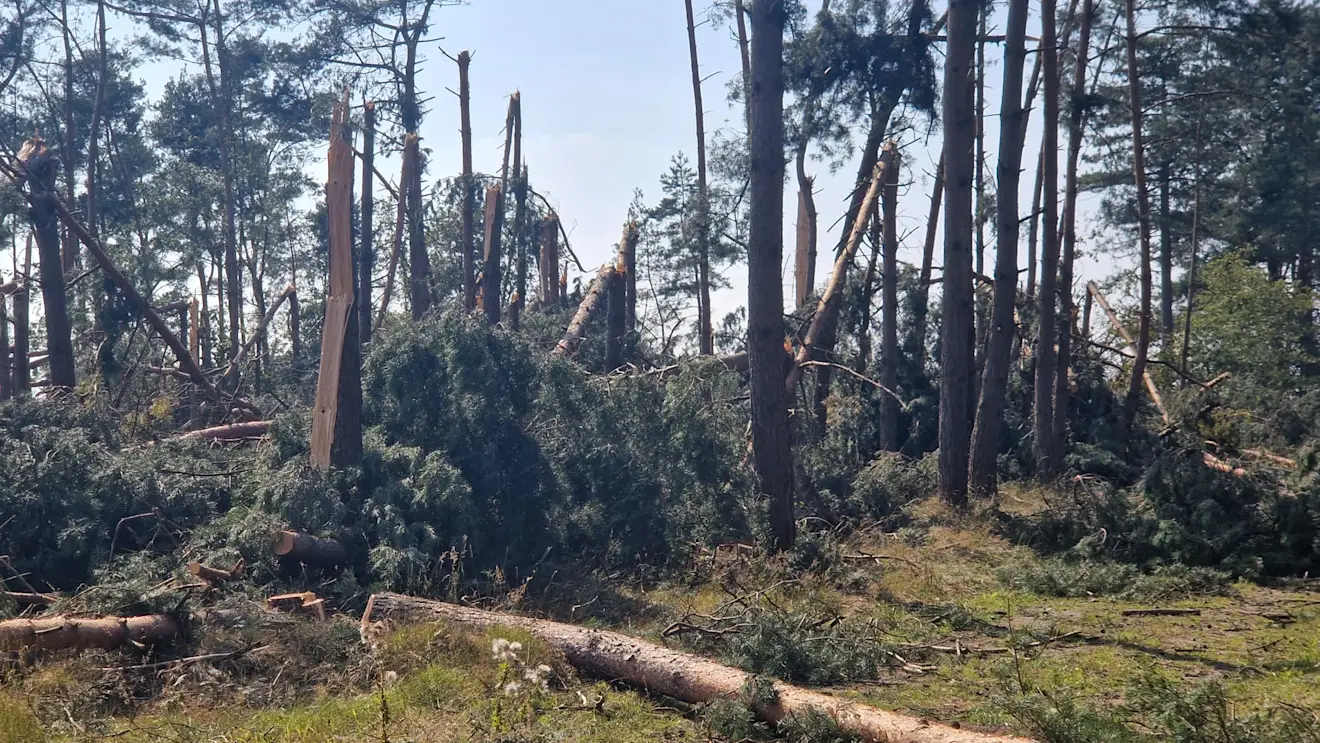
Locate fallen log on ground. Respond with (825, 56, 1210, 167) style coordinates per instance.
(188, 559, 244, 585)
(0, 614, 179, 652)
(273, 531, 348, 568)
(1, 590, 59, 607)
(361, 593, 1032, 743)
(179, 420, 273, 443)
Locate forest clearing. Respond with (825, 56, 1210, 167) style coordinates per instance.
(2, 0, 1320, 740)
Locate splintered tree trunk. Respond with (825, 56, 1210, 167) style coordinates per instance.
(785, 149, 894, 396)
(482, 183, 505, 325)
(511, 94, 527, 331)
(362, 595, 1030, 743)
(0, 615, 178, 652)
(1053, 0, 1095, 466)
(795, 178, 816, 308)
(405, 133, 431, 319)
(879, 151, 901, 452)
(310, 98, 362, 469)
(18, 140, 75, 390)
(540, 214, 561, 307)
(1033, 0, 1062, 477)
(748, 0, 795, 551)
(912, 155, 944, 366)
(620, 222, 639, 356)
(458, 51, 476, 311)
(1122, 0, 1154, 428)
(685, 0, 714, 355)
(605, 251, 626, 371)
(939, 0, 978, 506)
(553, 263, 617, 359)
(360, 100, 376, 345)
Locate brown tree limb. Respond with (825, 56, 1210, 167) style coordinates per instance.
(1087, 282, 1168, 423)
(0, 614, 178, 652)
(221, 284, 295, 387)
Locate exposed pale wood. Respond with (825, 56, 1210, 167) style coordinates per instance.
(362, 594, 1031, 743)
(1, 590, 59, 607)
(179, 420, 272, 442)
(481, 183, 505, 324)
(1087, 282, 1168, 423)
(552, 263, 617, 359)
(0, 614, 178, 652)
(273, 531, 348, 568)
(785, 144, 895, 395)
(266, 591, 327, 621)
(188, 559, 244, 584)
(1241, 449, 1296, 468)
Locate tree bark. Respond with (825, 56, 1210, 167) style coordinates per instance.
(539, 214, 561, 307)
(511, 94, 527, 331)
(0, 615, 178, 653)
(684, 0, 714, 355)
(1181, 119, 1204, 381)
(1053, 0, 1095, 467)
(311, 98, 362, 469)
(458, 51, 476, 311)
(606, 233, 627, 372)
(60, 0, 77, 271)
(362, 594, 1031, 743)
(748, 0, 795, 551)
(552, 263, 617, 359)
(939, 0, 978, 506)
(273, 531, 348, 568)
(1158, 160, 1174, 349)
(205, 0, 242, 364)
(405, 133, 431, 319)
(18, 140, 75, 390)
(912, 155, 944, 367)
(13, 235, 29, 394)
(1121, 0, 1154, 429)
(84, 0, 108, 243)
(375, 143, 409, 331)
(1033, 0, 1062, 477)
(794, 170, 817, 308)
(360, 100, 376, 345)
(735, 0, 752, 127)
(1, 293, 9, 400)
(482, 182, 505, 325)
(968, 0, 1029, 498)
(879, 150, 901, 452)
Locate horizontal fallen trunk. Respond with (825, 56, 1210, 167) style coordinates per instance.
(179, 421, 273, 442)
(273, 531, 348, 568)
(0, 614, 179, 652)
(1202, 451, 1246, 477)
(362, 593, 1031, 743)
(649, 352, 749, 381)
(189, 559, 244, 584)
(1, 590, 59, 606)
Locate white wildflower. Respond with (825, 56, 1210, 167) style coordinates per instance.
(503, 681, 522, 695)
(383, 670, 398, 686)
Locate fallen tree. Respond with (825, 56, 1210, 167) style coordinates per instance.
(178, 420, 273, 442)
(361, 593, 1032, 743)
(273, 531, 348, 568)
(552, 262, 617, 359)
(0, 614, 178, 652)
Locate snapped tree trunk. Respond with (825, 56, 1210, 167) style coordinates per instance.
(310, 98, 363, 469)
(939, 0, 978, 506)
(1033, 0, 1063, 477)
(458, 51, 476, 311)
(794, 159, 817, 308)
(685, 0, 714, 356)
(748, 0, 796, 551)
(510, 93, 527, 331)
(1088, 282, 1168, 422)
(362, 594, 1031, 743)
(605, 227, 630, 371)
(879, 150, 901, 452)
(405, 133, 431, 319)
(911, 154, 944, 367)
(360, 100, 376, 345)
(968, 0, 1029, 499)
(1121, 0, 1154, 429)
(18, 139, 75, 390)
(482, 183, 505, 325)
(540, 214, 561, 308)
(553, 263, 617, 359)
(1053, 0, 1095, 466)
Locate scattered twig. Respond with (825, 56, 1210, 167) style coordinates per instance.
(1121, 608, 1202, 617)
(99, 645, 268, 673)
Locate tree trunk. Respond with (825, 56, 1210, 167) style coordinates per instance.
(1, 294, 9, 400)
(1053, 0, 1095, 467)
(911, 155, 944, 367)
(84, 0, 108, 243)
(405, 133, 431, 319)
(685, 0, 714, 355)
(1158, 160, 1174, 349)
(794, 165, 817, 308)
(787, 150, 894, 396)
(748, 0, 795, 551)
(1121, 0, 1154, 429)
(222, 285, 295, 386)
(274, 531, 348, 568)
(458, 51, 476, 311)
(60, 0, 77, 271)
(0, 615, 178, 653)
(858, 215, 880, 376)
(938, 0, 978, 506)
(375, 143, 409, 331)
(1033, 0, 1062, 477)
(481, 183, 505, 324)
(360, 101, 376, 345)
(606, 242, 627, 372)
(206, 0, 242, 364)
(1089, 282, 1168, 423)
(540, 214, 561, 307)
(362, 594, 1030, 743)
(1181, 119, 1204, 381)
(198, 263, 214, 368)
(13, 238, 28, 394)
(18, 140, 75, 390)
(621, 221, 639, 356)
(968, 0, 1029, 498)
(179, 420, 272, 442)
(511, 95, 527, 331)
(879, 151, 901, 452)
(973, 3, 988, 386)
(311, 99, 362, 469)
(735, 0, 752, 126)
(553, 263, 617, 359)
